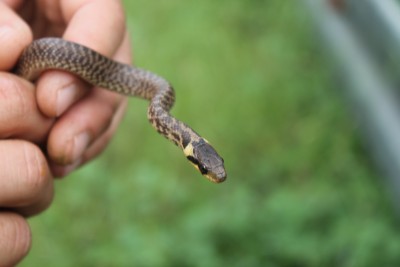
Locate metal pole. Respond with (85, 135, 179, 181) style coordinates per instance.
(305, 0, 400, 208)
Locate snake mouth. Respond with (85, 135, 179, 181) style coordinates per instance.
(206, 169, 227, 183)
(187, 156, 227, 183)
(213, 175, 227, 183)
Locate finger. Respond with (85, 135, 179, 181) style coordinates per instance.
(0, 212, 31, 267)
(0, 73, 53, 143)
(50, 97, 128, 177)
(0, 140, 54, 216)
(82, 97, 128, 164)
(47, 31, 131, 168)
(47, 88, 124, 166)
(36, 0, 127, 117)
(0, 1, 32, 70)
(36, 71, 90, 117)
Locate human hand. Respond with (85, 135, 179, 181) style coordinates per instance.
(0, 4, 55, 266)
(3, 0, 131, 176)
(0, 0, 130, 265)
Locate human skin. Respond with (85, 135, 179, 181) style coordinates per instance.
(0, 0, 131, 265)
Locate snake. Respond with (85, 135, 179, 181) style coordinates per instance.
(14, 38, 226, 183)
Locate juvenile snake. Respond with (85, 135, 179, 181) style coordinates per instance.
(14, 38, 226, 183)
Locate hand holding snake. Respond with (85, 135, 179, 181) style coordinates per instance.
(0, 1, 225, 266)
(1, 0, 134, 265)
(15, 38, 227, 183)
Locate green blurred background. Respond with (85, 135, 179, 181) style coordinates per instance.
(22, 0, 400, 266)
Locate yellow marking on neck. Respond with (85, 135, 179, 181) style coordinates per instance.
(183, 143, 194, 157)
(184, 143, 202, 174)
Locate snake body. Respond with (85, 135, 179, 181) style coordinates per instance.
(14, 38, 226, 183)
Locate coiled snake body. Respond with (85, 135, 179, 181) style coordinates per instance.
(14, 38, 226, 183)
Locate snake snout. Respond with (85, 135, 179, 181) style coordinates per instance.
(212, 167, 227, 183)
(204, 161, 226, 183)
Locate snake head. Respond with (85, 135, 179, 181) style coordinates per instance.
(184, 139, 226, 183)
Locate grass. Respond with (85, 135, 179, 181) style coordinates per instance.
(21, 1, 400, 266)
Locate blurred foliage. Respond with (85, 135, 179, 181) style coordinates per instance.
(22, 0, 400, 266)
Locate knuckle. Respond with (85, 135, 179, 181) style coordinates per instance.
(0, 75, 51, 142)
(0, 74, 32, 118)
(20, 142, 50, 203)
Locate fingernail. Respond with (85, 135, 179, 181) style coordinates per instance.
(72, 132, 91, 160)
(56, 83, 79, 116)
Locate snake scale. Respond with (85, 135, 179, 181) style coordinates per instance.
(14, 38, 226, 183)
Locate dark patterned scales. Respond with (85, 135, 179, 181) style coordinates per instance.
(14, 38, 226, 183)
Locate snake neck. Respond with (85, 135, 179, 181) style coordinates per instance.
(147, 97, 226, 183)
(148, 100, 202, 150)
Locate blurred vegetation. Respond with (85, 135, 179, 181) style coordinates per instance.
(22, 0, 400, 266)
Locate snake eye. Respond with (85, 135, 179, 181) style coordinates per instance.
(198, 164, 208, 175)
